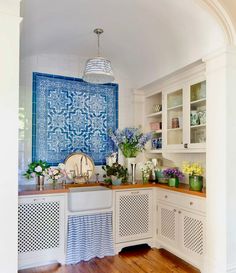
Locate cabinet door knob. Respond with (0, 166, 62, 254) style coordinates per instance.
(184, 143, 188, 149)
(178, 211, 181, 214)
(164, 195, 168, 199)
(190, 201, 194, 206)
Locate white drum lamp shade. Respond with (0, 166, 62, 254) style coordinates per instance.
(83, 28, 115, 84)
(83, 57, 114, 84)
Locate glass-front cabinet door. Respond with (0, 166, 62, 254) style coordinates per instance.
(163, 79, 206, 151)
(164, 88, 184, 149)
(189, 80, 206, 149)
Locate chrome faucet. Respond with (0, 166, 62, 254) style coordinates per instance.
(80, 155, 84, 176)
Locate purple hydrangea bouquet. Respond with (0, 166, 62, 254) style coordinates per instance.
(163, 168, 184, 180)
(163, 168, 184, 187)
(109, 127, 152, 158)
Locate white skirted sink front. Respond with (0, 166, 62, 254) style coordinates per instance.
(68, 186, 112, 212)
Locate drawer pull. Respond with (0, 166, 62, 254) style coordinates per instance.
(190, 201, 194, 206)
(164, 195, 168, 199)
(178, 211, 181, 214)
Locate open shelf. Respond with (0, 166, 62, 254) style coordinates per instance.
(147, 149, 163, 154)
(190, 124, 206, 129)
(146, 111, 162, 118)
(167, 105, 183, 111)
(167, 127, 183, 131)
(190, 98, 206, 108)
(152, 130, 162, 134)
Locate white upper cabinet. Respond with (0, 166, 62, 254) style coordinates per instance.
(162, 76, 206, 152)
(136, 61, 206, 154)
(163, 87, 185, 150)
(188, 79, 206, 150)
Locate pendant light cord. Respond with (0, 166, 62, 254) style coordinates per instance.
(97, 32, 100, 57)
(94, 28, 103, 57)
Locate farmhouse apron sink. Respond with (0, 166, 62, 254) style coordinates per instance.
(68, 186, 112, 212)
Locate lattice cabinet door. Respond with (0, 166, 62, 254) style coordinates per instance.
(179, 209, 205, 264)
(18, 194, 65, 269)
(157, 202, 179, 249)
(115, 189, 153, 243)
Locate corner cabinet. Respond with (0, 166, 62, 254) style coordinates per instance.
(162, 78, 206, 152)
(18, 194, 66, 269)
(136, 61, 206, 154)
(114, 188, 155, 253)
(156, 189, 206, 270)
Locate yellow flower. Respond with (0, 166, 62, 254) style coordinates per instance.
(182, 161, 204, 176)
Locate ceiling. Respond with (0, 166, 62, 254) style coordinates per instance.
(20, 0, 225, 89)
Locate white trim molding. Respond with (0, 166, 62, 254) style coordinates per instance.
(203, 46, 236, 273)
(197, 0, 236, 45)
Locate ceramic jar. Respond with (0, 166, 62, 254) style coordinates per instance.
(198, 111, 206, 125)
(190, 111, 200, 126)
(189, 175, 203, 191)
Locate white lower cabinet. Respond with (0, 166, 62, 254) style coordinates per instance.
(18, 194, 66, 269)
(18, 187, 205, 270)
(158, 202, 179, 249)
(156, 189, 205, 271)
(114, 189, 154, 253)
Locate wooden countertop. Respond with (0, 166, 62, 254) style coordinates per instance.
(19, 181, 206, 198)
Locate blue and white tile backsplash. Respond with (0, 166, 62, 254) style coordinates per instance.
(32, 73, 118, 165)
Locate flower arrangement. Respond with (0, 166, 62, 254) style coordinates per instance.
(182, 162, 204, 176)
(24, 160, 50, 179)
(43, 163, 66, 183)
(140, 160, 154, 182)
(109, 127, 152, 158)
(163, 168, 184, 180)
(102, 163, 128, 184)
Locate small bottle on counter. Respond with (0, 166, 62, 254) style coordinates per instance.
(95, 173, 99, 183)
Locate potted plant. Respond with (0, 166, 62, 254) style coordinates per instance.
(102, 163, 128, 185)
(24, 160, 50, 185)
(182, 162, 204, 191)
(109, 127, 152, 158)
(163, 168, 184, 187)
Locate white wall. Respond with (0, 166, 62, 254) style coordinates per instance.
(0, 1, 20, 272)
(19, 54, 134, 183)
(204, 46, 236, 273)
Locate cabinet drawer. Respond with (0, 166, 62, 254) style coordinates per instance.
(156, 189, 178, 204)
(156, 189, 205, 213)
(178, 195, 205, 213)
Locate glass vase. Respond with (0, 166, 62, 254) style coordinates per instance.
(125, 157, 136, 183)
(168, 177, 179, 187)
(142, 173, 149, 184)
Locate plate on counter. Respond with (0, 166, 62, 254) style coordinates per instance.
(64, 152, 95, 180)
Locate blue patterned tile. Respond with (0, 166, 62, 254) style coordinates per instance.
(32, 72, 118, 165)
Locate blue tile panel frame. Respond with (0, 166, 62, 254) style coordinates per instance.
(32, 72, 118, 166)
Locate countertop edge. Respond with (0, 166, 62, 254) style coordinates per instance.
(19, 182, 206, 198)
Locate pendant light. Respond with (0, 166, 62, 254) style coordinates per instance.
(83, 28, 115, 84)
